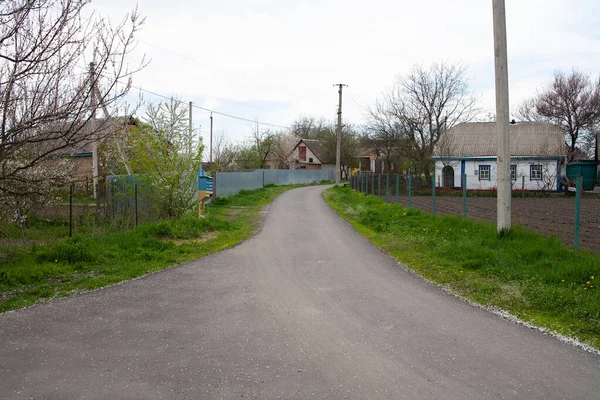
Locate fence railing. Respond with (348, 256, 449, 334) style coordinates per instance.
(350, 172, 599, 253)
(1, 169, 336, 244)
(43, 178, 160, 238)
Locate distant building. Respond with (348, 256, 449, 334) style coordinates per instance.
(433, 122, 566, 191)
(48, 116, 137, 186)
(288, 139, 335, 170)
(354, 142, 381, 173)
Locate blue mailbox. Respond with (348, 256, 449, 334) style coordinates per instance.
(197, 169, 213, 217)
(197, 169, 213, 192)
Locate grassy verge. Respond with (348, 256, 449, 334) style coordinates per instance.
(0, 184, 306, 312)
(324, 187, 600, 350)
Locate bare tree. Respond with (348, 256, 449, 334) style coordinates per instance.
(290, 116, 358, 177)
(434, 130, 455, 161)
(0, 0, 145, 209)
(252, 128, 275, 169)
(290, 116, 330, 140)
(97, 116, 139, 176)
(212, 131, 239, 172)
(577, 128, 598, 160)
(370, 62, 479, 182)
(517, 70, 600, 162)
(367, 101, 406, 172)
(322, 123, 359, 179)
(269, 133, 297, 169)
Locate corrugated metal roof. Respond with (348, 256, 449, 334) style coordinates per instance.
(433, 122, 566, 158)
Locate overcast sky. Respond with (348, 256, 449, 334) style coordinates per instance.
(94, 0, 600, 155)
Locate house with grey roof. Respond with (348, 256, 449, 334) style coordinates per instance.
(354, 142, 380, 172)
(47, 116, 136, 185)
(288, 139, 335, 170)
(433, 122, 566, 191)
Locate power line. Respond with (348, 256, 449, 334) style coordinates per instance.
(128, 82, 291, 130)
(346, 92, 369, 113)
(211, 96, 292, 118)
(142, 39, 293, 117)
(73, 64, 291, 130)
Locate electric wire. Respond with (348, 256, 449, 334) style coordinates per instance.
(74, 64, 291, 130)
(129, 82, 291, 130)
(346, 91, 369, 113)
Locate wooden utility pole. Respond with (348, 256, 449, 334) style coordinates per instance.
(493, 0, 511, 231)
(89, 61, 132, 184)
(189, 101, 193, 138)
(89, 62, 99, 199)
(334, 83, 347, 185)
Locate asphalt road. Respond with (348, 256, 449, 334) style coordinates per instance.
(0, 185, 598, 399)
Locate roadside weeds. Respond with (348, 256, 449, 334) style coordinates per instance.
(0, 184, 306, 312)
(323, 187, 600, 352)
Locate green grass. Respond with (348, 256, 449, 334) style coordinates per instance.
(0, 215, 71, 242)
(0, 184, 307, 312)
(324, 187, 600, 349)
(0, 205, 135, 243)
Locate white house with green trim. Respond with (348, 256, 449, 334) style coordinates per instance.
(433, 122, 566, 191)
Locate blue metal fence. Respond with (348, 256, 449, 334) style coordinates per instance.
(215, 169, 335, 197)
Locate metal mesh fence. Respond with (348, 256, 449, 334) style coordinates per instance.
(350, 172, 600, 253)
(1, 168, 334, 243)
(105, 175, 160, 227)
(8, 176, 163, 241)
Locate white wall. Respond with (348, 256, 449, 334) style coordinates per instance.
(467, 160, 496, 190)
(289, 143, 321, 166)
(509, 160, 561, 191)
(434, 159, 561, 191)
(435, 160, 461, 188)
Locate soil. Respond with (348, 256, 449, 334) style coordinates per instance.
(160, 229, 219, 245)
(226, 206, 251, 221)
(386, 195, 600, 253)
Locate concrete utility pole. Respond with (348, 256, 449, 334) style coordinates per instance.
(334, 83, 347, 185)
(210, 112, 213, 166)
(493, 0, 511, 232)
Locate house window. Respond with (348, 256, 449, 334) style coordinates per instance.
(299, 165, 306, 169)
(308, 157, 313, 163)
(370, 159, 375, 172)
(479, 165, 491, 181)
(510, 165, 516, 181)
(298, 146, 306, 161)
(530, 165, 542, 181)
